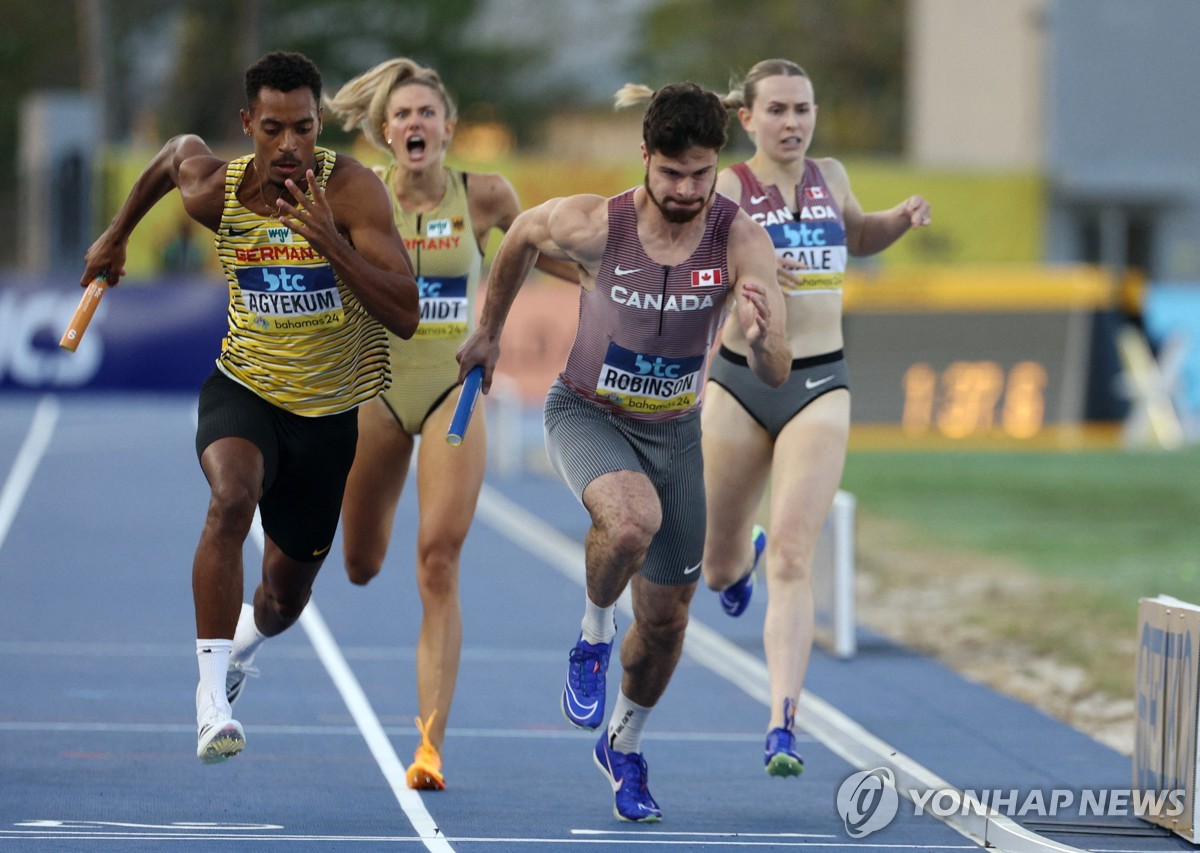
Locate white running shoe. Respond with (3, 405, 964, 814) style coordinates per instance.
(197, 715, 245, 764)
(196, 685, 244, 764)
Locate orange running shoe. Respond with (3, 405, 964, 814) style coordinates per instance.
(405, 711, 445, 790)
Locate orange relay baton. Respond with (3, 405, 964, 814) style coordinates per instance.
(59, 273, 109, 352)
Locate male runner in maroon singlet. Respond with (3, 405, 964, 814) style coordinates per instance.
(456, 82, 790, 822)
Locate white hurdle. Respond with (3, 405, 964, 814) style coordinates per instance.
(812, 489, 857, 659)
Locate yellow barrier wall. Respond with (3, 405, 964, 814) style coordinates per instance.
(104, 145, 1043, 276)
(841, 160, 1045, 266)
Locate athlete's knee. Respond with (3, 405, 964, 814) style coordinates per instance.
(203, 481, 258, 540)
(770, 538, 814, 585)
(415, 543, 461, 601)
(597, 507, 660, 560)
(342, 530, 387, 586)
(258, 586, 311, 631)
(343, 552, 382, 586)
(701, 534, 751, 590)
(417, 534, 462, 574)
(607, 524, 656, 566)
(702, 555, 742, 591)
(703, 570, 732, 592)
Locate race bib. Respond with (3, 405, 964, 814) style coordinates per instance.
(596, 342, 705, 414)
(415, 274, 469, 339)
(235, 265, 344, 332)
(766, 221, 847, 295)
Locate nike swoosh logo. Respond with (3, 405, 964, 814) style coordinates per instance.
(227, 224, 257, 237)
(613, 265, 643, 276)
(683, 562, 701, 574)
(602, 749, 624, 793)
(564, 683, 599, 718)
(311, 544, 332, 557)
(750, 194, 770, 205)
(806, 375, 836, 390)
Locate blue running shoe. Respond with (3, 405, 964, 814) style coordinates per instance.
(561, 634, 611, 730)
(719, 524, 766, 617)
(594, 734, 662, 822)
(764, 726, 805, 776)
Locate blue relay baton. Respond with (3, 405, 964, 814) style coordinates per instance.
(446, 366, 484, 446)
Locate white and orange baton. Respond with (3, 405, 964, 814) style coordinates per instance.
(60, 273, 109, 352)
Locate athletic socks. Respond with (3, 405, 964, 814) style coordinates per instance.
(230, 602, 267, 667)
(581, 597, 617, 646)
(195, 639, 233, 719)
(607, 689, 652, 754)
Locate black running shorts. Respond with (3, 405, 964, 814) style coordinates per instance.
(194, 369, 358, 562)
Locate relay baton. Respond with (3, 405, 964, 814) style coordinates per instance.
(446, 366, 484, 446)
(59, 273, 109, 351)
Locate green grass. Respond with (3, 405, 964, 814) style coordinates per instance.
(840, 448, 1200, 604)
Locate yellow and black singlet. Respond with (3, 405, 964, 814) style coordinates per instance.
(213, 149, 389, 416)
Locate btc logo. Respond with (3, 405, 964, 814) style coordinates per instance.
(261, 268, 306, 292)
(634, 354, 680, 378)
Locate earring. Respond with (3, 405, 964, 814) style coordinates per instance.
(386, 137, 392, 145)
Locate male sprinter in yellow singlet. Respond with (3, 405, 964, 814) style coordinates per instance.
(80, 51, 419, 764)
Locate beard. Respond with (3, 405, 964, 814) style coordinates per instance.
(644, 174, 715, 224)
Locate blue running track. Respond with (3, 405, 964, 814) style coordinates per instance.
(0, 394, 1192, 852)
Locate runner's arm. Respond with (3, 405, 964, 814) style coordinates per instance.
(457, 194, 602, 392)
(471, 172, 580, 285)
(820, 157, 931, 257)
(82, 135, 225, 287)
(730, 213, 791, 387)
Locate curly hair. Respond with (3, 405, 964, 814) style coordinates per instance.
(614, 81, 727, 157)
(244, 51, 323, 106)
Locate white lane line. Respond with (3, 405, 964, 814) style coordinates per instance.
(475, 485, 1084, 853)
(0, 829, 976, 847)
(247, 515, 454, 853)
(0, 639, 566, 663)
(575, 828, 976, 849)
(0, 395, 59, 553)
(0, 720, 774, 742)
(572, 829, 836, 839)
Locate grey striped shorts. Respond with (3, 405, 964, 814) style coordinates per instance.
(543, 379, 705, 585)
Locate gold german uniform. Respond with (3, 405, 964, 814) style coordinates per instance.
(377, 165, 482, 434)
